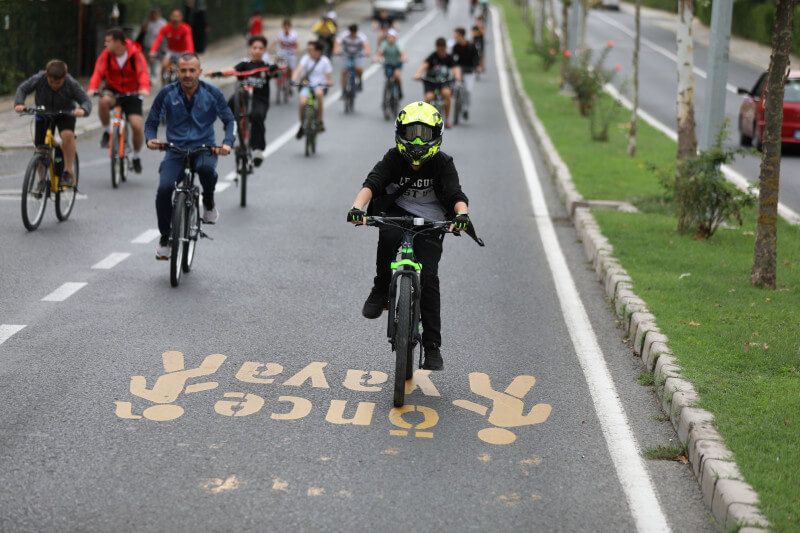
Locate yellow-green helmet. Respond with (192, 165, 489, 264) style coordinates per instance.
(395, 101, 443, 166)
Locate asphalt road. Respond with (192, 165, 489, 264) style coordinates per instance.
(579, 3, 800, 217)
(1, 1, 715, 531)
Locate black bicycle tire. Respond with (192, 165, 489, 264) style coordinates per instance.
(394, 276, 413, 407)
(21, 155, 49, 231)
(305, 107, 314, 157)
(55, 152, 78, 221)
(170, 193, 186, 287)
(182, 200, 198, 273)
(454, 88, 462, 126)
(111, 128, 120, 188)
(239, 154, 248, 207)
(121, 122, 131, 182)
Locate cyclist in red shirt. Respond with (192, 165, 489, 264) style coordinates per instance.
(248, 11, 263, 37)
(88, 27, 151, 172)
(149, 8, 195, 84)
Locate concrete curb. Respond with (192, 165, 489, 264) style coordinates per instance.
(496, 6, 769, 532)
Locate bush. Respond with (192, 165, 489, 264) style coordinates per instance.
(564, 43, 616, 116)
(527, 27, 561, 71)
(589, 89, 624, 142)
(656, 122, 756, 239)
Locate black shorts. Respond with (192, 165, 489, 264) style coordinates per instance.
(34, 115, 76, 147)
(106, 92, 143, 116)
(423, 81, 451, 94)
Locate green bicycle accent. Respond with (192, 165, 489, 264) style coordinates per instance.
(401, 247, 414, 253)
(391, 259, 422, 271)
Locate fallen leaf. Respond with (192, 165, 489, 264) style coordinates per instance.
(689, 321, 702, 326)
(766, 297, 772, 302)
(763, 343, 769, 350)
(744, 342, 751, 352)
(742, 231, 755, 236)
(785, 420, 791, 425)
(783, 260, 792, 266)
(729, 288, 736, 293)
(679, 273, 692, 280)
(753, 332, 760, 336)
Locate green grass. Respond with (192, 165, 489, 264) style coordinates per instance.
(498, 0, 800, 529)
(643, 444, 687, 461)
(636, 371, 655, 387)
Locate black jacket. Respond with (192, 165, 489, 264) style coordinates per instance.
(14, 72, 92, 115)
(363, 148, 469, 218)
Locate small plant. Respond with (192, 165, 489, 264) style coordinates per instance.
(564, 42, 616, 116)
(589, 82, 625, 142)
(655, 121, 756, 239)
(643, 444, 687, 461)
(527, 28, 561, 71)
(636, 371, 655, 386)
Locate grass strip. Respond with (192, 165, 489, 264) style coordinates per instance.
(497, 0, 800, 529)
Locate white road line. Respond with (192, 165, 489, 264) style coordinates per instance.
(0, 325, 26, 346)
(494, 9, 671, 533)
(224, 171, 237, 181)
(216, 181, 232, 193)
(41, 282, 88, 302)
(593, 11, 738, 94)
(91, 252, 131, 270)
(131, 228, 161, 244)
(604, 83, 800, 225)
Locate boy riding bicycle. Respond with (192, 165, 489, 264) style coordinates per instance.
(268, 19, 299, 86)
(334, 24, 370, 92)
(373, 29, 406, 99)
(347, 101, 473, 371)
(208, 35, 278, 167)
(414, 38, 461, 129)
(292, 41, 333, 138)
(13, 59, 92, 188)
(88, 27, 151, 173)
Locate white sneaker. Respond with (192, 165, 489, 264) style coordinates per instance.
(254, 150, 265, 168)
(156, 236, 170, 260)
(203, 207, 219, 224)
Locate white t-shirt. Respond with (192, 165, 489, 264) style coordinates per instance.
(276, 30, 298, 53)
(298, 54, 332, 86)
(115, 51, 129, 69)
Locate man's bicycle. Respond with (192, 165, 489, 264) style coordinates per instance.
(97, 92, 139, 188)
(420, 76, 449, 114)
(20, 108, 80, 231)
(382, 65, 400, 121)
(154, 143, 225, 287)
(361, 215, 453, 407)
(229, 66, 276, 207)
(342, 55, 360, 114)
(161, 55, 179, 86)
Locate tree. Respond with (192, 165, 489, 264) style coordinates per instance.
(627, 0, 641, 157)
(750, 0, 795, 289)
(676, 0, 697, 161)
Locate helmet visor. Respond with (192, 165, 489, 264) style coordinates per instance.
(400, 123, 436, 143)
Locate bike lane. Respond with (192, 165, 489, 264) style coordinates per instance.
(0, 2, 715, 531)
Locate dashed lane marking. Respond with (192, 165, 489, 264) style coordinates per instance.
(91, 252, 131, 270)
(216, 181, 232, 193)
(493, 8, 670, 532)
(131, 229, 161, 244)
(41, 282, 88, 302)
(0, 325, 26, 346)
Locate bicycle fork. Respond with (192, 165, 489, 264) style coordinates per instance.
(386, 239, 423, 366)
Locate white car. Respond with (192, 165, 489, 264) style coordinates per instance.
(371, 0, 412, 19)
(599, 0, 620, 10)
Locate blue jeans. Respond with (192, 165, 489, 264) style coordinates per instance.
(156, 151, 218, 237)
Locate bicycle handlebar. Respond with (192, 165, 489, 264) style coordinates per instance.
(152, 142, 228, 156)
(93, 91, 142, 98)
(20, 107, 80, 118)
(363, 215, 452, 231)
(289, 80, 330, 87)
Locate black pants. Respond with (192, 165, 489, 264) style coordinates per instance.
(229, 97, 268, 151)
(374, 206, 444, 348)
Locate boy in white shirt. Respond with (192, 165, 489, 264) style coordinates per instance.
(292, 41, 333, 137)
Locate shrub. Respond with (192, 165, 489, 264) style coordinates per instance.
(656, 122, 756, 239)
(564, 43, 615, 116)
(527, 27, 561, 71)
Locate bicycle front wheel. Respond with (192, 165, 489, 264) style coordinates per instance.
(182, 199, 198, 273)
(55, 152, 78, 221)
(21, 155, 49, 231)
(110, 128, 120, 188)
(170, 192, 187, 287)
(238, 152, 248, 207)
(304, 109, 314, 157)
(453, 87, 463, 126)
(393, 275, 413, 407)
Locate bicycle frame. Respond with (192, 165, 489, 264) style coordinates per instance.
(42, 126, 61, 193)
(386, 232, 424, 355)
(110, 105, 128, 159)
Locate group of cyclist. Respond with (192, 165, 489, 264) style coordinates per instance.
(13, 1, 490, 372)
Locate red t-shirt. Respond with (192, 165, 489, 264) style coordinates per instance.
(150, 22, 194, 54)
(249, 16, 263, 36)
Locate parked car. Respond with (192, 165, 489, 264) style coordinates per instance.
(371, 0, 411, 19)
(738, 70, 800, 151)
(590, 0, 620, 10)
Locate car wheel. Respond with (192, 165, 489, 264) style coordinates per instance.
(739, 114, 752, 147)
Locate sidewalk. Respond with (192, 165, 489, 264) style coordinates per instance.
(0, 0, 372, 151)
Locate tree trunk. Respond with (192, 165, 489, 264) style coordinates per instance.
(750, 0, 794, 289)
(547, 0, 556, 31)
(676, 0, 697, 161)
(579, 0, 588, 52)
(627, 0, 641, 157)
(560, 1, 569, 89)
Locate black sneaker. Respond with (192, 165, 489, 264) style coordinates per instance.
(296, 126, 304, 139)
(398, 88, 404, 99)
(422, 346, 444, 371)
(132, 157, 142, 174)
(318, 121, 325, 133)
(463, 110, 469, 121)
(100, 131, 109, 148)
(361, 287, 388, 319)
(60, 171, 74, 188)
